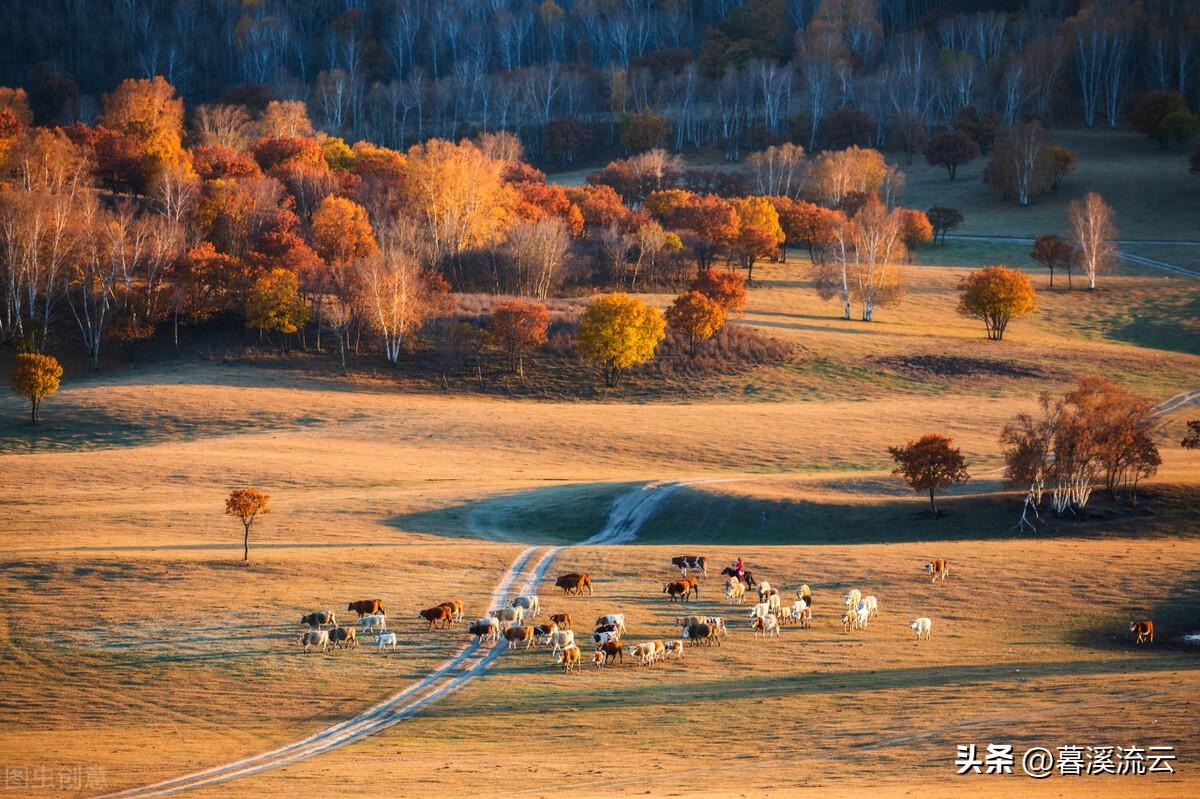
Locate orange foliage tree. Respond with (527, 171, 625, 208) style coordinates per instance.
(666, 290, 726, 355)
(691, 268, 747, 314)
(225, 488, 271, 561)
(311, 195, 378, 371)
(100, 76, 189, 177)
(729, 196, 785, 283)
(489, 299, 550, 376)
(669, 194, 739, 271)
(888, 434, 970, 515)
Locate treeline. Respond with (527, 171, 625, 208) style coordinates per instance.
(2, 1, 1200, 165)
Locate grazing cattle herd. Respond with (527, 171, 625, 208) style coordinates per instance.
(294, 556, 1160, 668)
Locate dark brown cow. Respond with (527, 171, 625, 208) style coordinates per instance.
(300, 610, 337, 629)
(554, 573, 593, 596)
(418, 605, 453, 630)
(663, 580, 689, 602)
(503, 625, 535, 649)
(328, 627, 358, 649)
(596, 640, 624, 664)
(436, 600, 463, 624)
(549, 612, 572, 629)
(684, 622, 721, 647)
(348, 599, 385, 618)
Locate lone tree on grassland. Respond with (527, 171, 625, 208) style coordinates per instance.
(11, 352, 63, 424)
(576, 293, 665, 387)
(924, 130, 980, 180)
(957, 266, 1036, 340)
(925, 206, 963, 246)
(1067, 192, 1116, 291)
(1030, 234, 1077, 289)
(888, 434, 970, 515)
(225, 488, 271, 561)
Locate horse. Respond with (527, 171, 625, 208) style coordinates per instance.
(720, 566, 757, 588)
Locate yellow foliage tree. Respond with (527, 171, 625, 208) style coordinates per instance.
(245, 268, 309, 348)
(729, 196, 785, 283)
(401, 138, 514, 265)
(10, 352, 63, 424)
(957, 265, 1036, 341)
(100, 76, 190, 176)
(576, 293, 666, 387)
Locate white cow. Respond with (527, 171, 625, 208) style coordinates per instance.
(549, 630, 575, 655)
(511, 595, 540, 619)
(490, 607, 525, 628)
(298, 629, 329, 653)
(752, 614, 780, 639)
(595, 614, 626, 634)
(843, 589, 862, 610)
(726, 578, 746, 604)
(910, 617, 933, 640)
(749, 602, 771, 620)
(376, 632, 398, 650)
(359, 614, 387, 635)
(863, 595, 878, 618)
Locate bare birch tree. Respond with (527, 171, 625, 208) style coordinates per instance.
(1067, 192, 1116, 291)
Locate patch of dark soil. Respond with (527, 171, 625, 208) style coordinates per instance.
(873, 354, 1048, 380)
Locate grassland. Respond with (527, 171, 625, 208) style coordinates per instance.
(1, 127, 1197, 798)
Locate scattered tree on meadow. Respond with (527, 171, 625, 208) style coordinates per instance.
(898, 209, 933, 257)
(690, 268, 747, 314)
(1129, 91, 1191, 148)
(770, 197, 843, 263)
(1067, 192, 1116, 291)
(925, 206, 963, 246)
(888, 434, 970, 515)
(924, 130, 979, 180)
(489, 299, 549, 377)
(815, 197, 907, 321)
(225, 488, 271, 562)
(245, 268, 308, 350)
(1047, 144, 1077, 188)
(956, 266, 1036, 341)
(669, 194, 739, 271)
(984, 121, 1053, 206)
(356, 227, 443, 367)
(1002, 376, 1160, 515)
(10, 352, 62, 424)
(809, 145, 890, 208)
(666, 290, 726, 356)
(575, 293, 665, 387)
(1030, 234, 1077, 289)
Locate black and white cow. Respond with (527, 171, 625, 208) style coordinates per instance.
(671, 555, 707, 578)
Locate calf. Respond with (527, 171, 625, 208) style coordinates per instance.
(298, 629, 329, 653)
(663, 580, 690, 602)
(680, 576, 700, 600)
(533, 623, 559, 645)
(663, 640, 685, 660)
(359, 614, 387, 635)
(628, 641, 657, 665)
(418, 605, 453, 630)
(511, 595, 540, 619)
(1130, 620, 1154, 645)
(376, 631, 398, 651)
(329, 626, 358, 650)
(797, 606, 812, 629)
(300, 610, 337, 629)
(556, 644, 581, 674)
(468, 617, 500, 643)
(726, 578, 746, 604)
(348, 599, 385, 618)
(549, 630, 575, 654)
(503, 625, 535, 650)
(925, 559, 950, 583)
(549, 612, 572, 630)
(909, 617, 933, 640)
(752, 614, 780, 639)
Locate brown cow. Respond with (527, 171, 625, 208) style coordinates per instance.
(503, 625, 535, 649)
(554, 573, 593, 596)
(681, 576, 700, 600)
(418, 605, 453, 630)
(328, 627, 358, 649)
(549, 612, 572, 629)
(556, 644, 581, 673)
(436, 600, 463, 624)
(925, 560, 950, 583)
(596, 640, 624, 665)
(1130, 620, 1154, 645)
(348, 599, 385, 618)
(663, 581, 689, 602)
